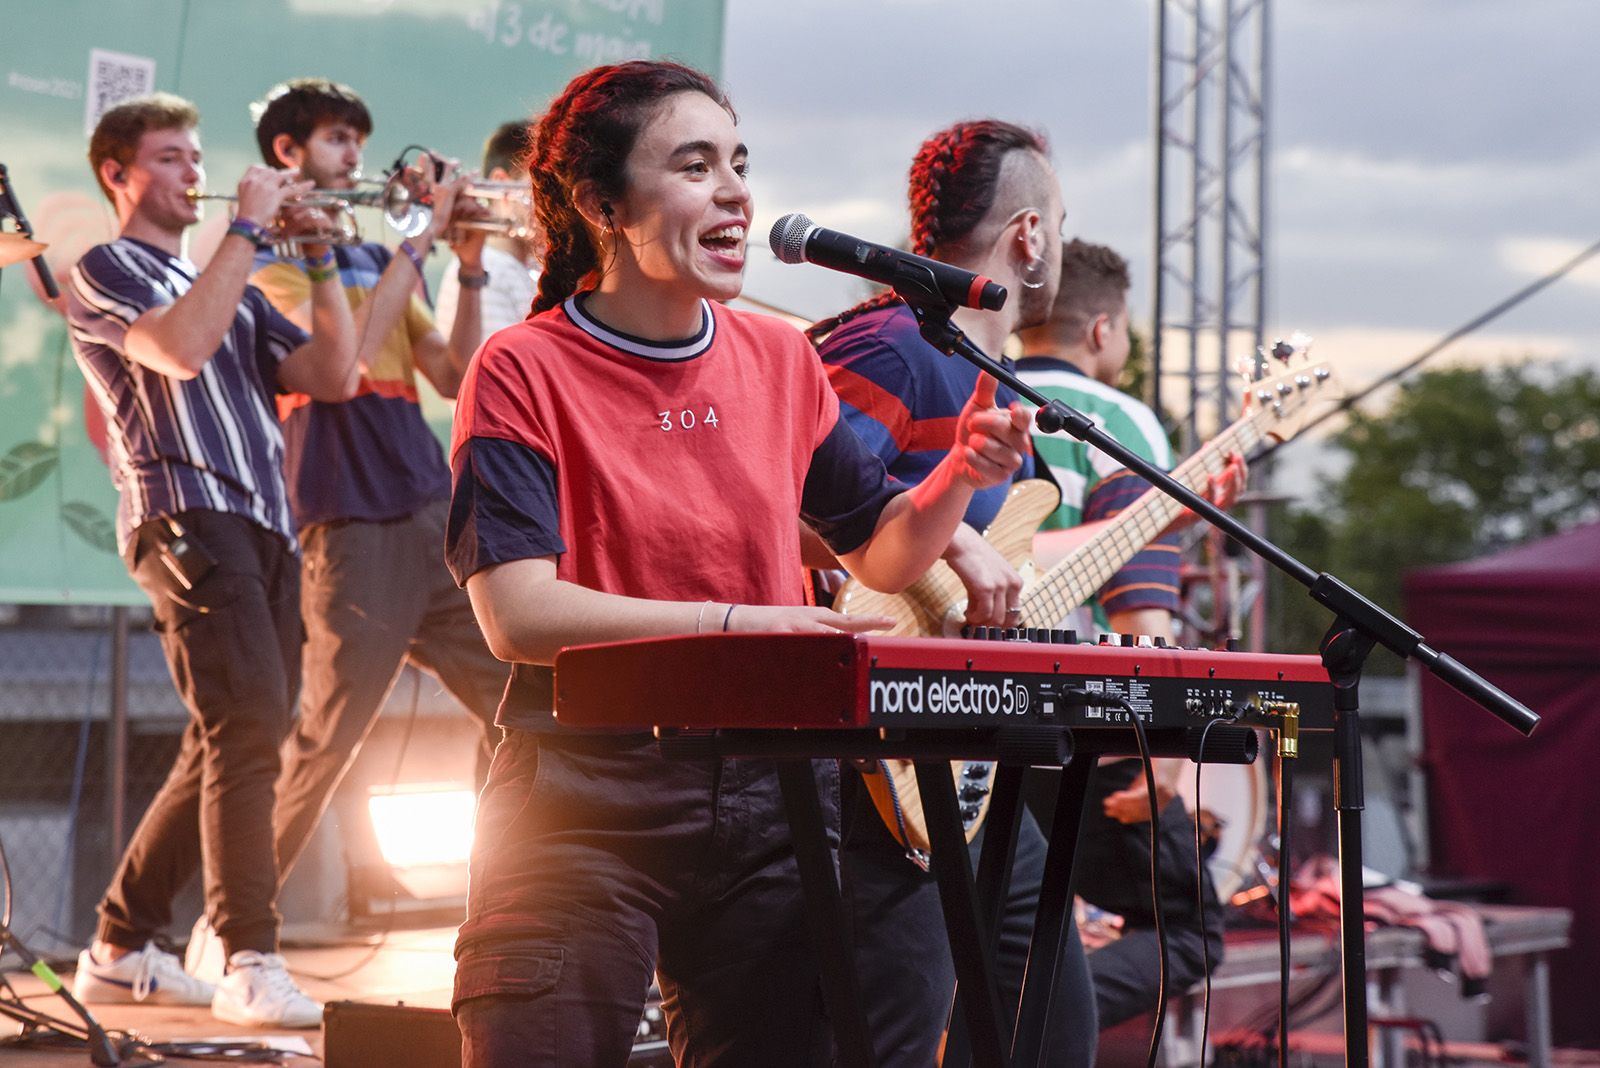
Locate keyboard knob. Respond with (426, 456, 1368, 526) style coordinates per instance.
(959, 784, 990, 802)
(963, 763, 992, 779)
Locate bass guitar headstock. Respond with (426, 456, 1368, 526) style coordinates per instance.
(1239, 332, 1338, 444)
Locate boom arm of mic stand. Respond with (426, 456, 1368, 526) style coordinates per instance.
(904, 295, 1540, 738)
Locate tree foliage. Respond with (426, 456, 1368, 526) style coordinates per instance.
(1269, 361, 1600, 669)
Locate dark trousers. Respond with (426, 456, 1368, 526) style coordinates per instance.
(1076, 759, 1226, 1030)
(841, 774, 1098, 1067)
(454, 731, 839, 1068)
(272, 498, 507, 882)
(1089, 924, 1218, 1031)
(98, 510, 301, 957)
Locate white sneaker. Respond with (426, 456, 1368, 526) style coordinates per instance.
(211, 950, 323, 1029)
(183, 915, 226, 986)
(73, 942, 216, 1006)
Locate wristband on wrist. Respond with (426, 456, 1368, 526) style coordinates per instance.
(226, 219, 269, 249)
(398, 239, 429, 277)
(457, 269, 490, 290)
(722, 604, 736, 632)
(306, 264, 338, 284)
(304, 248, 335, 270)
(695, 599, 715, 634)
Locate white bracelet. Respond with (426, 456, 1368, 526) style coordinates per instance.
(695, 599, 715, 634)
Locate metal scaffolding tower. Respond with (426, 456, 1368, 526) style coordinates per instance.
(1152, 0, 1272, 646)
(1152, 0, 1270, 452)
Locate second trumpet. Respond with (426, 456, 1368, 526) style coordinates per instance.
(186, 188, 361, 255)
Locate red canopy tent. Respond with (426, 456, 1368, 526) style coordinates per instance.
(1405, 521, 1600, 1047)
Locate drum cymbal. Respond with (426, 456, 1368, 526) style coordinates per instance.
(0, 231, 48, 269)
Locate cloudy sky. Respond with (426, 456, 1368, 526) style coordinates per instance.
(720, 0, 1599, 472)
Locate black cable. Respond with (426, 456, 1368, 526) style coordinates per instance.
(1, 823, 12, 933)
(1253, 234, 1600, 466)
(1126, 711, 1169, 1068)
(1275, 750, 1294, 1068)
(1193, 715, 1234, 1064)
(0, 904, 124, 1065)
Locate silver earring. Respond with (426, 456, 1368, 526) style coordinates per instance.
(1020, 255, 1047, 290)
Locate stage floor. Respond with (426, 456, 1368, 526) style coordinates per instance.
(0, 922, 456, 1065)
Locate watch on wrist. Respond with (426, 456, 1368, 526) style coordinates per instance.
(457, 269, 490, 290)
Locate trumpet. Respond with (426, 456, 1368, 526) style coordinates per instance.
(371, 172, 533, 239)
(186, 188, 362, 255)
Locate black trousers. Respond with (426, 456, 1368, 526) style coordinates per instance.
(273, 499, 507, 884)
(1077, 758, 1226, 1029)
(98, 510, 301, 957)
(841, 772, 1098, 1067)
(454, 731, 840, 1068)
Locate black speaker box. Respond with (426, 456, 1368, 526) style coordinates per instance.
(324, 1001, 461, 1068)
(322, 1000, 674, 1067)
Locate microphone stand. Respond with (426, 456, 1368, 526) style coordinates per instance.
(897, 284, 1539, 1068)
(0, 926, 123, 1065)
(0, 162, 61, 300)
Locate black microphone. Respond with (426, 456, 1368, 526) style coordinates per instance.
(768, 213, 1006, 312)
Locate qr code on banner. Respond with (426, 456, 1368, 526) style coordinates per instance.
(84, 49, 157, 135)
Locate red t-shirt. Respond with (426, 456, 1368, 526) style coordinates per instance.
(448, 292, 900, 731)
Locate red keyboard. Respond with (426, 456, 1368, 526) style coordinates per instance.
(554, 631, 1332, 733)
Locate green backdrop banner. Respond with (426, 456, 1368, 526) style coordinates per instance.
(0, 0, 725, 604)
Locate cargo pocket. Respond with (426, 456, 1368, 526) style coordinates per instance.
(453, 946, 563, 1011)
(453, 946, 564, 1065)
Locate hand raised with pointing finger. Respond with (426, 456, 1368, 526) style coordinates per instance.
(952, 372, 1032, 489)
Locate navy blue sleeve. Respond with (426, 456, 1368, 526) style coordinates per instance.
(446, 436, 566, 586)
(801, 416, 907, 556)
(1084, 469, 1181, 615)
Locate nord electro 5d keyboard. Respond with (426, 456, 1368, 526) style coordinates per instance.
(554, 630, 1333, 735)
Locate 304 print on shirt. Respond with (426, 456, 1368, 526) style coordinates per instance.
(656, 406, 720, 433)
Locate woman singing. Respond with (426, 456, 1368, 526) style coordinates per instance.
(444, 60, 1032, 1067)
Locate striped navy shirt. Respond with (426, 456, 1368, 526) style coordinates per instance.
(67, 237, 308, 553)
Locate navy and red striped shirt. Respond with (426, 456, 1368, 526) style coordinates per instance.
(817, 301, 1034, 533)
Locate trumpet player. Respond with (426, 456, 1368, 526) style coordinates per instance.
(190, 78, 508, 964)
(435, 120, 544, 335)
(66, 92, 358, 1029)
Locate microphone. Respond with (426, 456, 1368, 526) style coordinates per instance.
(768, 213, 1006, 312)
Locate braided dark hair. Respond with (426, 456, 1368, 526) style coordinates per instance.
(806, 119, 1048, 343)
(525, 61, 732, 315)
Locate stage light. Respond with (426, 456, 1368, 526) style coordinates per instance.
(366, 784, 476, 870)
